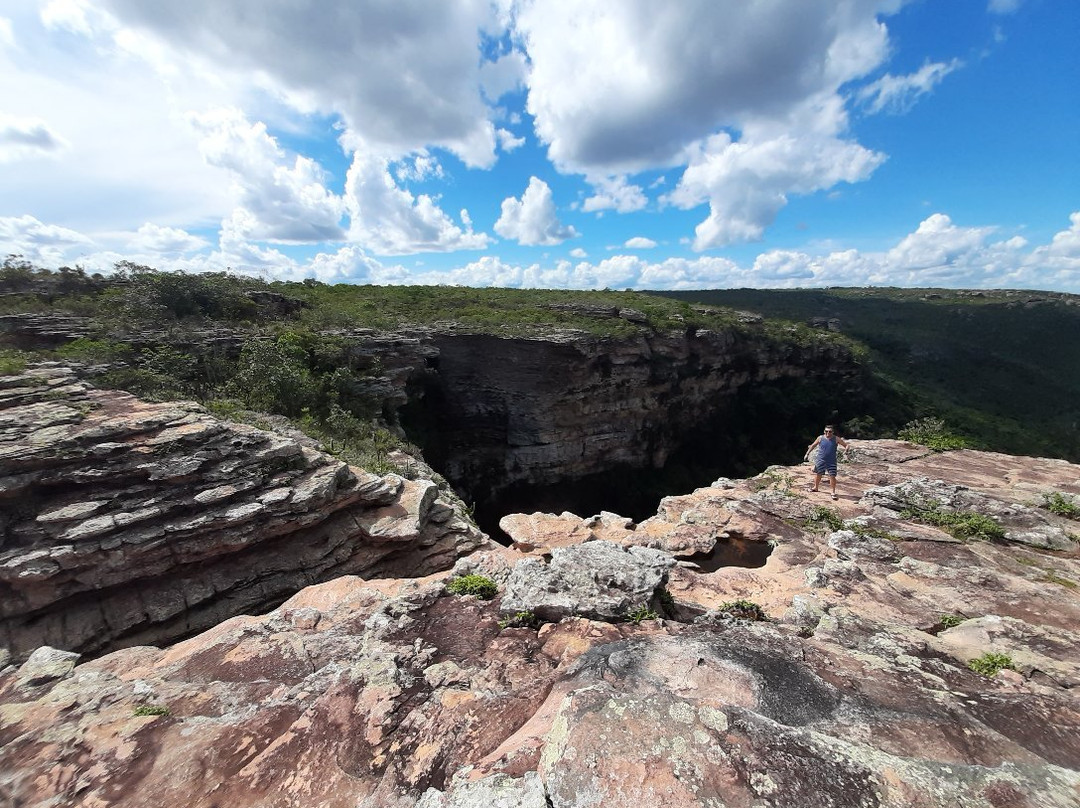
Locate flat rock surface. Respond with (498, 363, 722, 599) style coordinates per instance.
(1, 415, 1079, 805)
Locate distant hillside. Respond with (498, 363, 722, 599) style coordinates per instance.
(653, 287, 1080, 462)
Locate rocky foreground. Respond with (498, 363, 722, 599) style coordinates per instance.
(2, 377, 1080, 806)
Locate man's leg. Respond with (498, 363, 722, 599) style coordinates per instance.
(812, 472, 822, 491)
(829, 471, 838, 498)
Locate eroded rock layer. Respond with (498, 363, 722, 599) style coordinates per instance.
(2, 433, 1078, 806)
(0, 368, 489, 662)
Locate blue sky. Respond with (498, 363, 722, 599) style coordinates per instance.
(1, 0, 1077, 291)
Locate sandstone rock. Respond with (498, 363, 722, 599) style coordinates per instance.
(1, 431, 1079, 806)
(501, 541, 676, 622)
(14, 645, 80, 687)
(0, 370, 493, 662)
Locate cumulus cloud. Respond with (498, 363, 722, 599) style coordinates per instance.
(569, 248, 587, 258)
(858, 59, 962, 114)
(0, 214, 93, 265)
(666, 101, 886, 249)
(189, 108, 345, 243)
(0, 114, 68, 162)
(624, 237, 656, 249)
(494, 177, 578, 246)
(0, 16, 15, 48)
(582, 175, 648, 214)
(97, 0, 507, 167)
(515, 0, 892, 174)
(345, 148, 490, 254)
(496, 128, 525, 152)
(128, 223, 209, 254)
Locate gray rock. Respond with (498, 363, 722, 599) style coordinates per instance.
(16, 646, 80, 687)
(501, 540, 675, 622)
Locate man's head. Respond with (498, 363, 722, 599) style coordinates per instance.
(824, 425, 835, 436)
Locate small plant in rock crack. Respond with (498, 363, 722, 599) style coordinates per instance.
(498, 611, 539, 629)
(133, 705, 171, 717)
(901, 505, 1005, 543)
(967, 652, 1016, 677)
(717, 599, 768, 621)
(804, 506, 844, 533)
(938, 614, 966, 629)
(1042, 491, 1080, 520)
(445, 574, 498, 600)
(655, 587, 676, 614)
(626, 604, 660, 624)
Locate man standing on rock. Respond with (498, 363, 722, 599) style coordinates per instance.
(805, 425, 849, 500)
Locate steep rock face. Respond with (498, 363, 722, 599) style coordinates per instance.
(2, 441, 1078, 807)
(409, 329, 864, 509)
(0, 368, 490, 663)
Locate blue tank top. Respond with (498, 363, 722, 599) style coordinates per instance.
(818, 435, 838, 465)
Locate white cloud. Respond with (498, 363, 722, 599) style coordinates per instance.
(496, 128, 525, 152)
(0, 17, 15, 48)
(344, 148, 490, 255)
(666, 100, 886, 249)
(494, 177, 578, 246)
(127, 223, 208, 255)
(40, 0, 97, 35)
(97, 0, 508, 167)
(582, 175, 648, 214)
(858, 59, 962, 114)
(0, 214, 93, 266)
(569, 247, 587, 258)
(988, 0, 1023, 14)
(189, 108, 345, 243)
(624, 237, 657, 249)
(515, 0, 893, 174)
(0, 114, 68, 162)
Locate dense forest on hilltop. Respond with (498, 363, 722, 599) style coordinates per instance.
(655, 287, 1080, 462)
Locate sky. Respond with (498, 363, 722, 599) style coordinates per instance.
(1, 0, 1078, 292)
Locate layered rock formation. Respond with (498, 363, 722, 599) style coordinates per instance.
(0, 367, 489, 663)
(3, 427, 1078, 806)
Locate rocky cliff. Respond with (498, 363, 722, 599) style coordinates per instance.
(0, 367, 489, 663)
(2, 384, 1078, 806)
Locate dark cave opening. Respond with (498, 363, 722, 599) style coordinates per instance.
(402, 375, 869, 547)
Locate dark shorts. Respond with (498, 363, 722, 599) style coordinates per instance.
(813, 459, 837, 476)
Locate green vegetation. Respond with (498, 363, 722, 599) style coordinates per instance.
(133, 704, 171, 717)
(654, 287, 1080, 462)
(655, 586, 675, 614)
(967, 652, 1016, 677)
(717, 599, 768, 621)
(901, 505, 1005, 542)
(897, 417, 967, 451)
(0, 348, 27, 375)
(445, 574, 498, 600)
(498, 611, 539, 629)
(626, 604, 660, 624)
(939, 614, 966, 629)
(804, 506, 844, 533)
(1042, 491, 1080, 519)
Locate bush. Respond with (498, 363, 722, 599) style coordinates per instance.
(498, 611, 539, 629)
(626, 605, 660, 624)
(717, 599, 768, 621)
(805, 506, 844, 532)
(939, 614, 965, 629)
(1042, 491, 1080, 519)
(967, 652, 1015, 677)
(446, 574, 498, 600)
(901, 506, 1005, 542)
(897, 417, 967, 451)
(133, 704, 171, 717)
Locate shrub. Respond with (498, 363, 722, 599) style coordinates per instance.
(805, 506, 844, 532)
(939, 614, 965, 629)
(446, 574, 498, 600)
(133, 704, 171, 717)
(0, 349, 27, 376)
(967, 652, 1016, 677)
(897, 417, 966, 451)
(498, 611, 539, 629)
(717, 599, 768, 621)
(626, 605, 660, 624)
(901, 506, 1005, 542)
(1042, 491, 1080, 519)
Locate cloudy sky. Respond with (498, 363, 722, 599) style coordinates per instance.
(1, 0, 1077, 291)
